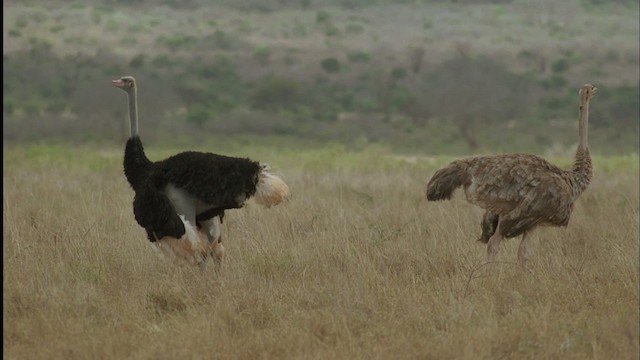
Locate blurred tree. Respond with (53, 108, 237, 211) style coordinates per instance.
(412, 56, 535, 150)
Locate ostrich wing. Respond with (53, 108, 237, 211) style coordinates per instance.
(154, 151, 262, 207)
(133, 179, 186, 242)
(462, 154, 574, 237)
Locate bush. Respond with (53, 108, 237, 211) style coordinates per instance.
(325, 25, 341, 37)
(541, 75, 567, 90)
(186, 104, 212, 127)
(591, 85, 640, 129)
(391, 67, 407, 81)
(4, 97, 15, 115)
(345, 23, 365, 34)
(316, 11, 330, 24)
(151, 54, 174, 68)
(347, 51, 371, 63)
(253, 46, 272, 65)
(321, 58, 341, 73)
(129, 54, 145, 69)
(551, 59, 569, 73)
(156, 34, 196, 51)
(250, 77, 300, 111)
(211, 30, 234, 50)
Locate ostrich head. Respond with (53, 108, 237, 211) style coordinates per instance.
(579, 84, 597, 102)
(112, 76, 136, 94)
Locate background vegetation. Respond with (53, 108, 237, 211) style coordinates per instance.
(3, 0, 639, 154)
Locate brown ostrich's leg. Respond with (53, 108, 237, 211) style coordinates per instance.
(518, 231, 532, 266)
(486, 219, 503, 261)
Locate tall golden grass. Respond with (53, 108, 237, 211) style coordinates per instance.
(3, 145, 639, 359)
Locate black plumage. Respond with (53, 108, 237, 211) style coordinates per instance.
(123, 138, 267, 242)
(124, 136, 187, 242)
(132, 178, 186, 242)
(154, 151, 262, 210)
(123, 136, 152, 188)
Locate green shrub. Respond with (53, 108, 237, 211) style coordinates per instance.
(539, 95, 572, 116)
(250, 77, 300, 111)
(551, 59, 569, 73)
(345, 23, 364, 34)
(4, 97, 15, 115)
(151, 54, 174, 67)
(292, 22, 306, 37)
(129, 54, 145, 69)
(46, 100, 66, 114)
(40, 83, 65, 100)
(541, 75, 567, 90)
(15, 18, 28, 29)
(325, 25, 341, 37)
(422, 17, 433, 30)
(391, 67, 407, 81)
(156, 34, 196, 51)
(592, 85, 640, 129)
(253, 46, 272, 65)
(24, 100, 43, 116)
(347, 51, 371, 63)
(211, 30, 233, 50)
(316, 11, 330, 24)
(186, 104, 212, 127)
(321, 58, 341, 73)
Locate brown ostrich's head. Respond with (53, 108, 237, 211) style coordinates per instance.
(112, 76, 136, 94)
(579, 84, 597, 103)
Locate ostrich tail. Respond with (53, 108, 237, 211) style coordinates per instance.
(426, 163, 469, 201)
(253, 165, 291, 208)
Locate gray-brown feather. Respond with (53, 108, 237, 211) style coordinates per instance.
(427, 153, 590, 239)
(425, 163, 470, 200)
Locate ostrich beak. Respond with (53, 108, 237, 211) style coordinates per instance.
(112, 79, 125, 88)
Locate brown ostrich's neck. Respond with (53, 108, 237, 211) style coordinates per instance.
(571, 97, 592, 196)
(578, 99, 589, 151)
(128, 88, 139, 137)
(571, 147, 592, 196)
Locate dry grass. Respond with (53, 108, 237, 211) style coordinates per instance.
(3, 145, 639, 359)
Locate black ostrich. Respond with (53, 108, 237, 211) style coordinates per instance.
(112, 76, 290, 268)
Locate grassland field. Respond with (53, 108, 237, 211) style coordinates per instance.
(3, 142, 639, 359)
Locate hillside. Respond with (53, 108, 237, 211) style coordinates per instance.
(3, 0, 639, 154)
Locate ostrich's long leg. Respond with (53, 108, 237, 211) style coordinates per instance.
(199, 217, 225, 265)
(486, 219, 503, 261)
(200, 217, 221, 243)
(518, 231, 533, 265)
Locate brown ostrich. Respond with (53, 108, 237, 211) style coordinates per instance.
(425, 84, 597, 264)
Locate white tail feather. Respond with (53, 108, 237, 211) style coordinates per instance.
(253, 167, 291, 208)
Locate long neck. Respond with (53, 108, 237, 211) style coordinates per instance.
(123, 87, 151, 187)
(577, 99, 589, 151)
(128, 88, 139, 137)
(570, 98, 592, 196)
